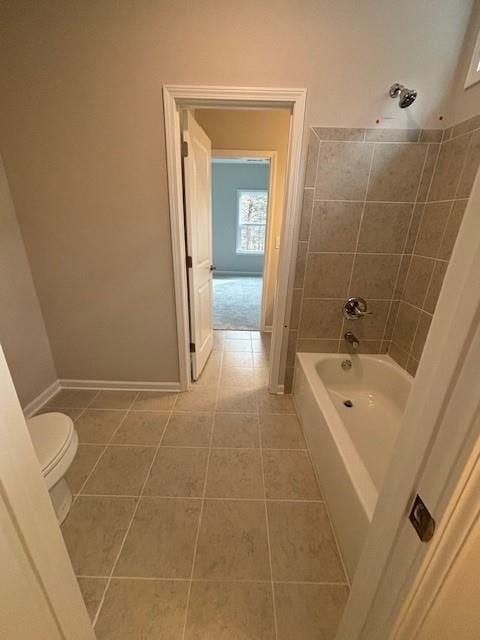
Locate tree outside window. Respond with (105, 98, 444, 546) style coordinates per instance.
(236, 189, 268, 254)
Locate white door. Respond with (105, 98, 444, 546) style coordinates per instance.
(182, 111, 214, 380)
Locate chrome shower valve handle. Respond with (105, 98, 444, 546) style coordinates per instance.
(343, 297, 371, 320)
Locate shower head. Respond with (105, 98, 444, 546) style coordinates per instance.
(389, 83, 418, 109)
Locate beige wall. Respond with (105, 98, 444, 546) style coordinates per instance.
(0, 1, 473, 383)
(195, 108, 290, 327)
(0, 156, 56, 406)
(447, 0, 480, 126)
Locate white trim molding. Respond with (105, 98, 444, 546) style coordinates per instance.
(23, 380, 61, 418)
(163, 85, 307, 392)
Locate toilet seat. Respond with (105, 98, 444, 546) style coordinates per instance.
(27, 412, 78, 490)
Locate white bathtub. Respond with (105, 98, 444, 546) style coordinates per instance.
(293, 353, 412, 580)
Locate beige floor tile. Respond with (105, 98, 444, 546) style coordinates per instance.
(220, 367, 262, 390)
(111, 411, 169, 445)
(253, 352, 270, 368)
(260, 414, 306, 449)
(66, 445, 105, 493)
(267, 501, 345, 582)
(62, 496, 136, 576)
(212, 413, 260, 448)
(205, 449, 264, 498)
(82, 446, 155, 496)
(175, 388, 217, 412)
(131, 391, 178, 411)
(114, 497, 201, 578)
(224, 339, 253, 352)
(223, 351, 254, 368)
(75, 410, 127, 444)
(162, 412, 213, 446)
(194, 500, 270, 580)
(224, 330, 251, 340)
(90, 390, 138, 410)
(216, 387, 258, 413)
(263, 450, 321, 500)
(144, 447, 208, 497)
(77, 577, 107, 621)
(95, 579, 188, 640)
(46, 389, 98, 409)
(185, 581, 275, 640)
(274, 583, 349, 640)
(257, 389, 295, 414)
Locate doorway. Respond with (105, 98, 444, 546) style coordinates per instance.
(164, 88, 306, 390)
(211, 154, 272, 332)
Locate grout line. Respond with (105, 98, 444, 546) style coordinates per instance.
(179, 347, 223, 640)
(91, 391, 172, 628)
(75, 494, 325, 502)
(76, 574, 349, 586)
(258, 397, 279, 640)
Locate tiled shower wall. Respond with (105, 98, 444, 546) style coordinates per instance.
(286, 117, 480, 390)
(389, 114, 480, 374)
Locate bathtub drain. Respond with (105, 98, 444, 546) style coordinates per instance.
(344, 400, 353, 408)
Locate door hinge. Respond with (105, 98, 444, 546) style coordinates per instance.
(190, 342, 196, 353)
(182, 140, 189, 158)
(186, 255, 193, 268)
(409, 494, 435, 542)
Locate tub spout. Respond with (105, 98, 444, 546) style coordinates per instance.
(344, 331, 359, 350)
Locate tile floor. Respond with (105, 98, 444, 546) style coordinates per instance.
(47, 330, 348, 639)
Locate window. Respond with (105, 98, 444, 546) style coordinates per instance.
(465, 28, 480, 89)
(236, 189, 268, 254)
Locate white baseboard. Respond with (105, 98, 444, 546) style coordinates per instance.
(23, 380, 61, 418)
(59, 379, 181, 392)
(23, 378, 181, 417)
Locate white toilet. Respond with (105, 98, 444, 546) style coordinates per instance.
(27, 412, 79, 524)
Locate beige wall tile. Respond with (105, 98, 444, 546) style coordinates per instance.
(294, 241, 308, 288)
(367, 143, 427, 202)
(315, 141, 373, 200)
(296, 338, 340, 353)
(383, 301, 400, 340)
(389, 342, 409, 369)
(438, 199, 467, 259)
(299, 188, 314, 241)
(419, 129, 444, 143)
(341, 299, 390, 339)
(299, 299, 343, 339)
(403, 256, 435, 307)
(404, 204, 424, 252)
(304, 253, 354, 298)
(314, 127, 365, 141)
(357, 202, 412, 253)
(275, 583, 348, 640)
(391, 302, 420, 352)
(309, 201, 362, 252)
(406, 357, 419, 376)
(350, 254, 400, 299)
(457, 130, 480, 197)
(289, 289, 302, 330)
(286, 329, 297, 367)
(339, 339, 384, 354)
(411, 312, 433, 361)
(414, 201, 452, 258)
(417, 144, 440, 202)
(428, 134, 471, 201)
(451, 115, 480, 138)
(304, 131, 320, 187)
(365, 128, 420, 142)
(424, 260, 448, 314)
(394, 254, 411, 298)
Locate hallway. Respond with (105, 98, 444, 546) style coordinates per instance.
(47, 331, 348, 639)
(213, 275, 263, 330)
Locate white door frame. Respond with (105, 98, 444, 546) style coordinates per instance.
(163, 85, 306, 392)
(211, 148, 278, 333)
(336, 170, 480, 639)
